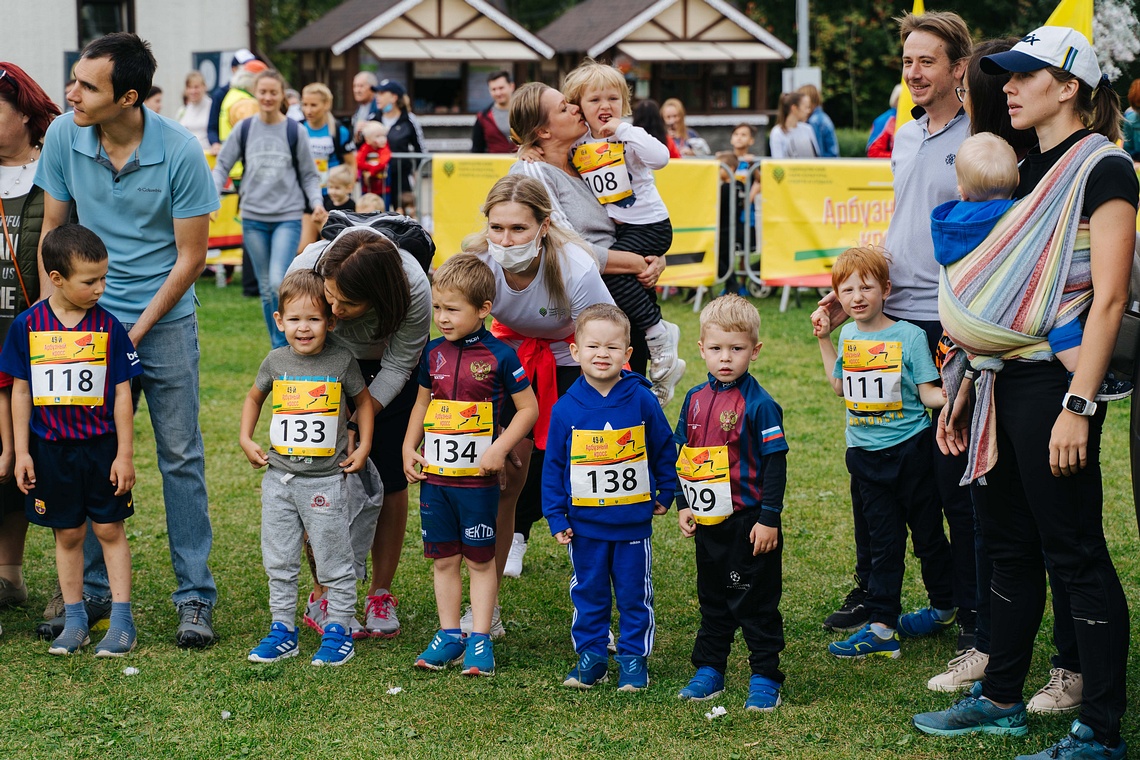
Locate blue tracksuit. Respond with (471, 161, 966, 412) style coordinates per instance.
(543, 371, 676, 657)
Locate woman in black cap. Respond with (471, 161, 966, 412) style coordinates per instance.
(369, 79, 426, 212)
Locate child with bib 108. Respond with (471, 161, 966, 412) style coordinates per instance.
(239, 269, 375, 666)
(811, 247, 947, 660)
(673, 295, 789, 711)
(402, 254, 538, 677)
(542, 303, 676, 692)
(560, 60, 686, 407)
(0, 224, 142, 657)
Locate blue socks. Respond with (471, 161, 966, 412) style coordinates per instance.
(442, 628, 462, 638)
(64, 601, 89, 631)
(49, 602, 90, 654)
(932, 607, 955, 622)
(109, 601, 135, 636)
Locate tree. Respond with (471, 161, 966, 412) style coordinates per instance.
(253, 0, 344, 81)
(1094, 0, 1140, 82)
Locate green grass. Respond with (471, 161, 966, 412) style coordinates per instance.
(1, 283, 1137, 759)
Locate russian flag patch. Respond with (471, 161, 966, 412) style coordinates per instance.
(761, 425, 784, 443)
(512, 366, 526, 382)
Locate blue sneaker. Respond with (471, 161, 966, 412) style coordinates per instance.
(678, 666, 725, 700)
(913, 681, 1028, 737)
(415, 630, 465, 670)
(310, 623, 354, 667)
(898, 607, 956, 638)
(828, 624, 901, 659)
(745, 675, 782, 712)
(462, 635, 495, 677)
(248, 622, 299, 663)
(1015, 720, 1126, 760)
(563, 651, 608, 689)
(615, 654, 648, 692)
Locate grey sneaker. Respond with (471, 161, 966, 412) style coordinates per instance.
(176, 601, 217, 649)
(460, 604, 505, 639)
(0, 576, 28, 607)
(36, 596, 111, 641)
(42, 581, 64, 620)
(364, 591, 400, 638)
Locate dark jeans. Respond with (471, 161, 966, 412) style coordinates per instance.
(848, 428, 950, 626)
(691, 509, 784, 682)
(976, 360, 1128, 746)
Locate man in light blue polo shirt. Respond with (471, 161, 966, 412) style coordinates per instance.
(35, 32, 221, 648)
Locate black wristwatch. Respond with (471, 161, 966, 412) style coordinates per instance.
(347, 421, 360, 432)
(1062, 392, 1097, 417)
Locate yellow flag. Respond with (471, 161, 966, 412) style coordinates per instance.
(894, 0, 924, 131)
(1045, 0, 1093, 43)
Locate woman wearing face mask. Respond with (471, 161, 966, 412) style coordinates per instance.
(457, 174, 613, 633)
(367, 79, 426, 212)
(288, 226, 431, 639)
(213, 69, 326, 348)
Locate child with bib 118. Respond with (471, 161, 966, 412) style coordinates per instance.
(239, 269, 375, 667)
(0, 224, 143, 657)
(542, 303, 676, 692)
(811, 247, 947, 660)
(401, 254, 538, 677)
(673, 295, 789, 712)
(561, 60, 686, 407)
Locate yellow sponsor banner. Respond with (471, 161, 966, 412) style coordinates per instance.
(204, 151, 243, 264)
(429, 155, 719, 287)
(760, 159, 894, 283)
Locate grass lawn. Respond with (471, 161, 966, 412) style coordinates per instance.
(1, 282, 1137, 760)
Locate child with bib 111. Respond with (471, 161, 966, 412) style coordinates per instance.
(0, 224, 142, 657)
(811, 247, 947, 660)
(673, 295, 789, 712)
(561, 60, 686, 407)
(401, 253, 538, 677)
(542, 303, 676, 692)
(239, 269, 375, 667)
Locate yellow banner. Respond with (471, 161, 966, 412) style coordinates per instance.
(205, 151, 243, 264)
(429, 155, 719, 288)
(760, 159, 895, 283)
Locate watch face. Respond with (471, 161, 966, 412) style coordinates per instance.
(1067, 395, 1087, 414)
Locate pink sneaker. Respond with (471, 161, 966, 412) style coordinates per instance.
(365, 592, 400, 638)
(304, 593, 367, 640)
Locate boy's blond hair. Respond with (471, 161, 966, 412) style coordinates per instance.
(278, 269, 330, 315)
(575, 303, 631, 345)
(562, 59, 631, 118)
(360, 120, 388, 142)
(432, 253, 496, 309)
(327, 164, 354, 188)
(955, 133, 1019, 202)
(357, 193, 385, 213)
(301, 82, 332, 104)
(699, 295, 760, 343)
(830, 246, 891, 291)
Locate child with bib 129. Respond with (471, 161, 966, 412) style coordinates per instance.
(239, 269, 375, 667)
(673, 295, 789, 712)
(561, 60, 686, 407)
(401, 254, 537, 677)
(0, 224, 143, 657)
(542, 303, 676, 692)
(811, 247, 948, 661)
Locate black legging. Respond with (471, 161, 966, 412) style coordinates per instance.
(514, 365, 581, 541)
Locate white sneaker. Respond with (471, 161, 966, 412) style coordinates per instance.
(504, 533, 527, 578)
(304, 592, 367, 640)
(460, 604, 506, 639)
(608, 628, 617, 654)
(646, 320, 681, 382)
(364, 591, 400, 638)
(651, 358, 686, 408)
(926, 647, 990, 692)
(1027, 667, 1083, 714)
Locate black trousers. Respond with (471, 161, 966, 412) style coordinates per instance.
(691, 509, 784, 683)
(977, 360, 1128, 746)
(848, 427, 951, 626)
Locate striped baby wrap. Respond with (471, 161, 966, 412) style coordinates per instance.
(937, 133, 1127, 485)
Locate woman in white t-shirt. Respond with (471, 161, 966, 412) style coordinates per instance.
(768, 91, 819, 159)
(177, 71, 211, 151)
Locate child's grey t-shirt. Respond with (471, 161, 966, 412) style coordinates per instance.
(254, 343, 366, 477)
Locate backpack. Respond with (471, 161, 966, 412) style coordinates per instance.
(320, 209, 435, 273)
(236, 117, 312, 213)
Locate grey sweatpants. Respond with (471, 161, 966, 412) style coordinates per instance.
(261, 469, 357, 627)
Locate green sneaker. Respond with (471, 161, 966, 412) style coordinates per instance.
(913, 681, 1028, 737)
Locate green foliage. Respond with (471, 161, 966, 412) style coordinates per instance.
(836, 127, 870, 157)
(253, 0, 344, 81)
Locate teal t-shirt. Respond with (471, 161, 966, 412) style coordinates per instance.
(832, 319, 939, 451)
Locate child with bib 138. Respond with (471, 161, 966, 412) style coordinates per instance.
(542, 303, 676, 692)
(811, 247, 947, 661)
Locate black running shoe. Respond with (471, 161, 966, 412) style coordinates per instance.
(823, 586, 869, 631)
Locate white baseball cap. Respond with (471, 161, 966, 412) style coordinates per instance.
(980, 26, 1101, 89)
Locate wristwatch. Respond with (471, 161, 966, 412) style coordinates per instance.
(346, 421, 360, 432)
(1062, 392, 1097, 417)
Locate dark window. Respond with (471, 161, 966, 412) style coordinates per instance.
(77, 0, 134, 49)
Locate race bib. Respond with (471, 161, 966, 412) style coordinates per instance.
(676, 445, 733, 525)
(571, 141, 633, 205)
(569, 426, 651, 507)
(29, 331, 108, 406)
(314, 157, 329, 188)
(841, 339, 903, 412)
(270, 379, 341, 457)
(423, 399, 493, 477)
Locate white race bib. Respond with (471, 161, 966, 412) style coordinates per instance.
(841, 339, 903, 412)
(676, 445, 733, 525)
(29, 331, 108, 406)
(569, 426, 651, 506)
(422, 399, 493, 477)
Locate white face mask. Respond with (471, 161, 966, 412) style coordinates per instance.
(487, 235, 541, 273)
